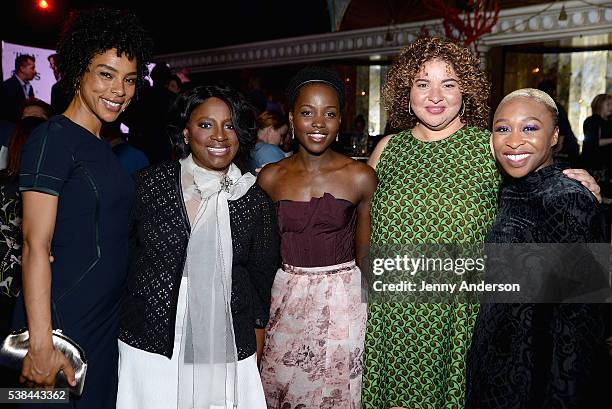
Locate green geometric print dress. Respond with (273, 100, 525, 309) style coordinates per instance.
(362, 126, 500, 409)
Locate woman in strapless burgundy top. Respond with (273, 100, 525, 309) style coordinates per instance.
(257, 67, 377, 409)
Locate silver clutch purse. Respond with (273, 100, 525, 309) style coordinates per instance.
(0, 328, 87, 396)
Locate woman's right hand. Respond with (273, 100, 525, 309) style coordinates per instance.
(20, 343, 76, 388)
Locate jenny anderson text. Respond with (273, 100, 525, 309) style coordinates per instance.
(371, 280, 520, 293)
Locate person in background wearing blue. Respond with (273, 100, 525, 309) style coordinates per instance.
(249, 110, 288, 174)
(101, 121, 149, 177)
(12, 8, 152, 408)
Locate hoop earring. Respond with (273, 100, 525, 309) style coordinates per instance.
(460, 102, 465, 117)
(408, 101, 413, 116)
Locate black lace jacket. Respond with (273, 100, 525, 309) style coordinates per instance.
(118, 161, 280, 359)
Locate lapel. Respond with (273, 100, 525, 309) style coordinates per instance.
(11, 76, 29, 100)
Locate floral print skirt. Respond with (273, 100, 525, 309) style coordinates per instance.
(260, 260, 367, 409)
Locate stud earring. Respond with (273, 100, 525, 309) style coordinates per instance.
(336, 134, 339, 142)
(184, 137, 189, 145)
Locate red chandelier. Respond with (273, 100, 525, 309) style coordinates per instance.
(424, 0, 500, 51)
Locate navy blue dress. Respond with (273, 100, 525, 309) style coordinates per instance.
(13, 115, 133, 408)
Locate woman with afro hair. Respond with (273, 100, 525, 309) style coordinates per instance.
(361, 37, 600, 409)
(12, 8, 152, 408)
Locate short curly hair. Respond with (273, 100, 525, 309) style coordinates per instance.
(384, 37, 490, 130)
(56, 8, 153, 101)
(167, 85, 257, 173)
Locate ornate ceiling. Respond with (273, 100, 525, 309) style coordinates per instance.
(339, 0, 555, 30)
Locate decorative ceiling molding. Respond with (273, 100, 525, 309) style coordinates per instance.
(156, 1, 611, 73)
(482, 0, 611, 45)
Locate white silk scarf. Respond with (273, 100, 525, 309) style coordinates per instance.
(178, 155, 256, 409)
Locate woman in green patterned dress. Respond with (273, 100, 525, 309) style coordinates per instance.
(361, 37, 600, 409)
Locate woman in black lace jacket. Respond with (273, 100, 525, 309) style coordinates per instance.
(117, 85, 280, 409)
(466, 88, 610, 408)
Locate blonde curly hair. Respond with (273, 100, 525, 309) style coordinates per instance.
(384, 37, 490, 130)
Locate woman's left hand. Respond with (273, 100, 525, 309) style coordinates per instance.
(563, 168, 602, 203)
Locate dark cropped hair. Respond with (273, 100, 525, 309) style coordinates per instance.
(55, 8, 153, 101)
(151, 62, 172, 87)
(286, 66, 345, 111)
(14, 54, 34, 72)
(167, 85, 256, 172)
(19, 98, 52, 119)
(3, 116, 46, 179)
(168, 74, 183, 90)
(384, 37, 490, 130)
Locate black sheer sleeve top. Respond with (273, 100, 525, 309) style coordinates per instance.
(119, 161, 280, 359)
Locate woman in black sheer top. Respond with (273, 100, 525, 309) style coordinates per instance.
(466, 88, 610, 409)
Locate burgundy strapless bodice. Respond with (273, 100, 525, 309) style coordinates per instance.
(277, 192, 357, 268)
